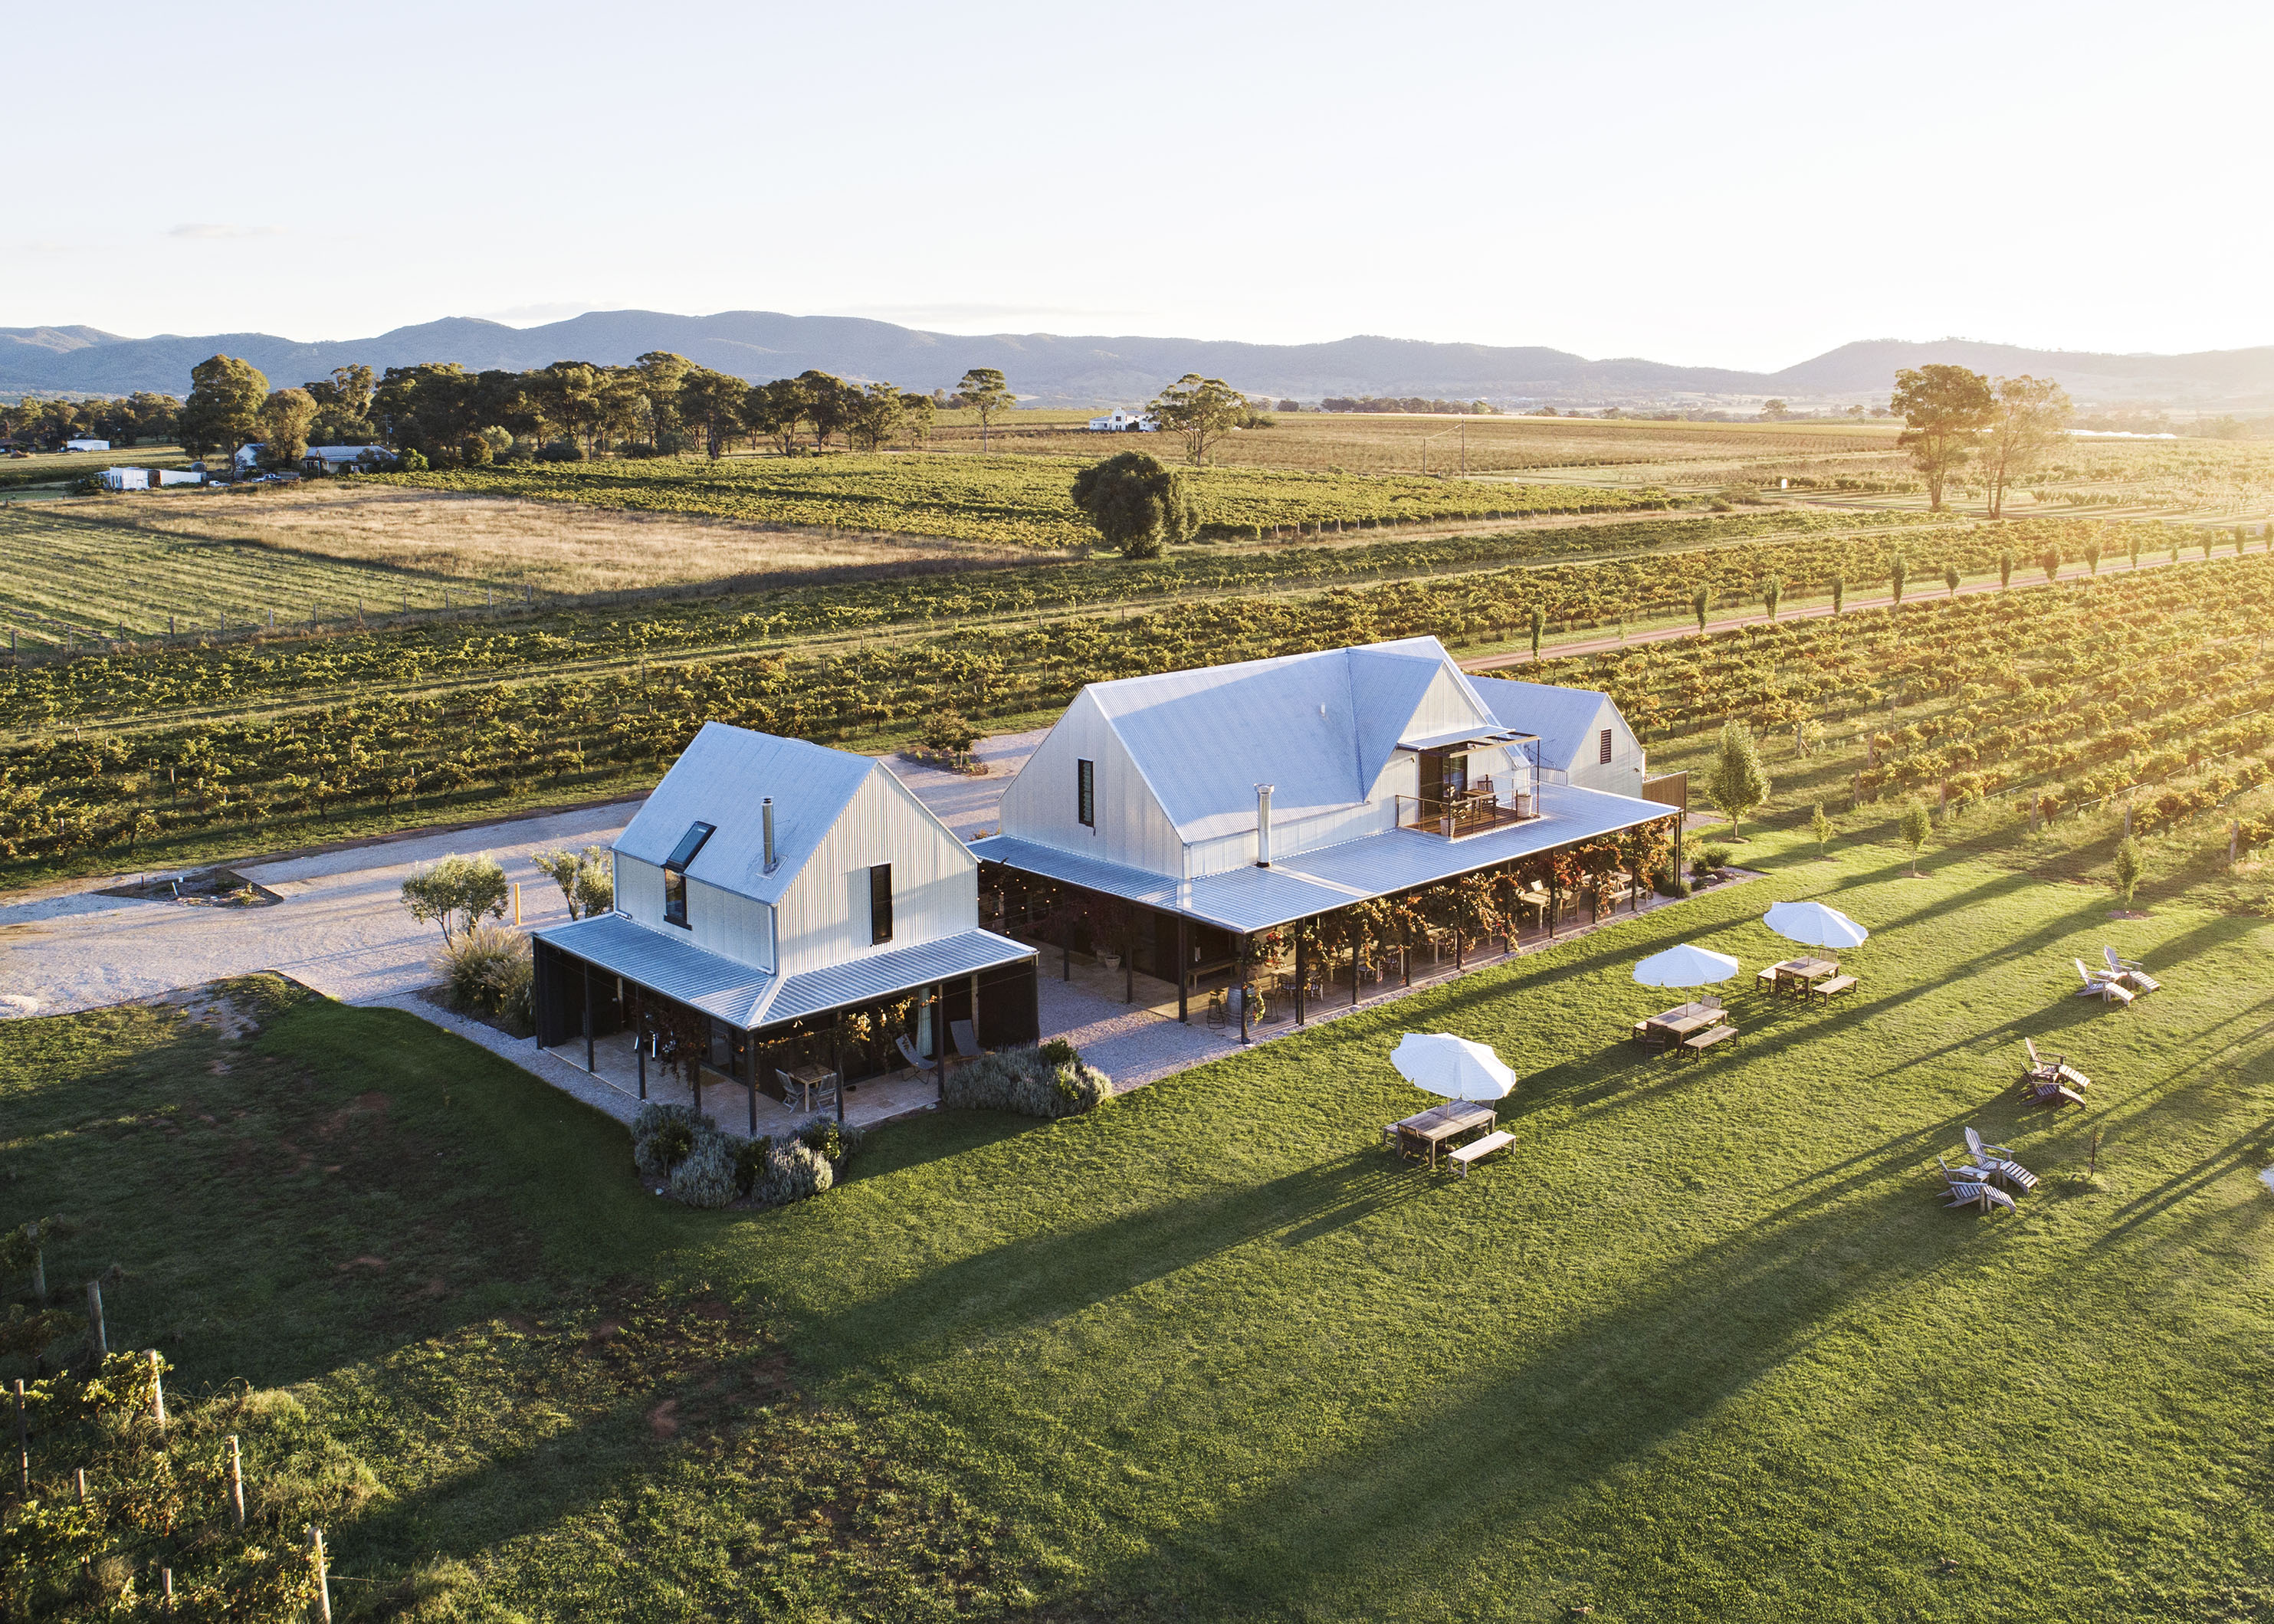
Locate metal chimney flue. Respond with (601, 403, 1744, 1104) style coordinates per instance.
(762, 797, 777, 872)
(1255, 784, 1275, 868)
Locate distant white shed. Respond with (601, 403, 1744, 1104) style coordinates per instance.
(64, 438, 110, 452)
(1086, 411, 1157, 432)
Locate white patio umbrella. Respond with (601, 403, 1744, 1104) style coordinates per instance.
(1632, 942, 1741, 988)
(1763, 901, 1869, 950)
(1391, 1032, 1517, 1101)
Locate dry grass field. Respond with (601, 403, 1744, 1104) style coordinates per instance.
(925, 408, 1912, 486)
(64, 483, 1036, 594)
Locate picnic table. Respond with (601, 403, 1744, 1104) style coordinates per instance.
(1767, 956, 1839, 997)
(783, 1062, 838, 1112)
(1644, 1000, 1723, 1042)
(1393, 1101, 1497, 1170)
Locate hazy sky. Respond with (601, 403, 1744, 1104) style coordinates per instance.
(8, 0, 2268, 368)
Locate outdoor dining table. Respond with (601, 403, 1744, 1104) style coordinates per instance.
(1645, 1002, 1721, 1041)
(1393, 1101, 1497, 1170)
(1769, 957, 1839, 996)
(785, 1063, 838, 1112)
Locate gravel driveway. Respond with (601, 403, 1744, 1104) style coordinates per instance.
(0, 733, 1045, 1019)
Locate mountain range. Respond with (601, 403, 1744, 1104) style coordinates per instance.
(4, 311, 2272, 409)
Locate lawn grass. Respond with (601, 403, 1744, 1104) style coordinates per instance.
(6, 830, 2272, 1617)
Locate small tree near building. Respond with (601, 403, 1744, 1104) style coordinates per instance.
(1705, 720, 1771, 840)
(402, 853, 511, 941)
(1810, 803, 1833, 859)
(1898, 800, 1932, 877)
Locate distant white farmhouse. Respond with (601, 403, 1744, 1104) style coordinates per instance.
(103, 468, 204, 490)
(1087, 410, 1158, 432)
(533, 723, 1039, 1115)
(63, 438, 110, 452)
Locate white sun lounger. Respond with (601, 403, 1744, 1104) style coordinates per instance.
(2103, 946, 2161, 994)
(1964, 1127, 2039, 1193)
(2075, 959, 2135, 1005)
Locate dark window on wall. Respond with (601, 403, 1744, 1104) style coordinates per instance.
(870, 863, 894, 943)
(1078, 759, 1096, 828)
(1600, 728, 1614, 764)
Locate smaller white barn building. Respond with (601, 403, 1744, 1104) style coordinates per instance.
(1087, 410, 1158, 432)
(533, 723, 1038, 1117)
(63, 438, 110, 452)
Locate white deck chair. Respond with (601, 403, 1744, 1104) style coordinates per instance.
(2103, 946, 2161, 994)
(2074, 959, 2135, 1005)
(1937, 1155, 2018, 1214)
(1964, 1127, 2039, 1193)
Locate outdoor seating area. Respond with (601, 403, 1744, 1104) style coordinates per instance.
(1934, 1128, 2039, 1215)
(2099, 946, 2161, 995)
(1633, 996, 1727, 1050)
(1383, 1032, 1516, 1174)
(2021, 1038, 2091, 1108)
(2075, 957, 2136, 1006)
(1626, 901, 1871, 1062)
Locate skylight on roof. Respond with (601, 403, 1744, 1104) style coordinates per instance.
(664, 821, 717, 873)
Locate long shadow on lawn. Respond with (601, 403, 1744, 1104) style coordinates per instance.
(1052, 1176, 1986, 1618)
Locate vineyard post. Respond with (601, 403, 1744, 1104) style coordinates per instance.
(309, 1525, 333, 1622)
(86, 1279, 105, 1359)
(228, 1434, 244, 1524)
(149, 1350, 165, 1432)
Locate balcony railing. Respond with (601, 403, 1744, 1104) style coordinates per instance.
(1395, 787, 1541, 838)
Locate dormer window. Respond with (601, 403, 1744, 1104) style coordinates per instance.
(661, 820, 715, 930)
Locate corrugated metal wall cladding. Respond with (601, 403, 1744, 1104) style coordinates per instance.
(774, 770, 978, 976)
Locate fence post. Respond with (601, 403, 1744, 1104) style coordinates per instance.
(149, 1349, 166, 1432)
(228, 1434, 245, 1525)
(308, 1526, 333, 1622)
(86, 1280, 106, 1359)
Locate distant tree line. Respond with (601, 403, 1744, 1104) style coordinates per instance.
(0, 392, 180, 449)
(169, 354, 1039, 471)
(1319, 396, 1498, 415)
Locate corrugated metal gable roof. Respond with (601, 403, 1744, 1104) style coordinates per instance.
(1080, 636, 1481, 843)
(1473, 678, 1616, 773)
(615, 722, 875, 905)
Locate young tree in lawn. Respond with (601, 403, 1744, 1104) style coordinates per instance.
(2112, 835, 2144, 908)
(1069, 451, 1193, 559)
(1528, 606, 1545, 659)
(957, 368, 1015, 451)
(402, 853, 511, 942)
(2085, 539, 2102, 574)
(179, 354, 270, 459)
(1830, 574, 1844, 615)
(1898, 799, 1932, 877)
(1705, 720, 1771, 841)
(1999, 549, 2015, 588)
(2040, 546, 2062, 584)
(1810, 802, 1833, 858)
(1890, 554, 1908, 605)
(1944, 563, 1960, 598)
(1148, 374, 1247, 467)
(1763, 576, 1783, 619)
(1892, 364, 1993, 512)
(1977, 374, 2072, 518)
(1692, 586, 1711, 633)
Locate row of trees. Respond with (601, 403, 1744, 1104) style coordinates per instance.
(1892, 365, 2072, 515)
(176, 353, 1025, 470)
(0, 392, 181, 449)
(1318, 396, 1497, 415)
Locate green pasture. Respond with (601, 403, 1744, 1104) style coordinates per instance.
(6, 827, 2271, 1619)
(0, 502, 513, 647)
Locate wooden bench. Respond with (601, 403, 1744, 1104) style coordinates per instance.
(1812, 974, 1859, 1001)
(1754, 968, 1780, 996)
(1446, 1130, 1514, 1176)
(1681, 1024, 1737, 1058)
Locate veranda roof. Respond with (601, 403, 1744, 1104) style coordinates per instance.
(537, 911, 1034, 1032)
(971, 780, 1674, 934)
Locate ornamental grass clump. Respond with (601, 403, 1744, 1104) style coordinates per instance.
(751, 1142, 834, 1206)
(437, 922, 535, 1035)
(945, 1043, 1112, 1119)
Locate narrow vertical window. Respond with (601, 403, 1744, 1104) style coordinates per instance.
(870, 863, 894, 943)
(1078, 759, 1096, 828)
(1600, 728, 1613, 764)
(662, 820, 714, 930)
